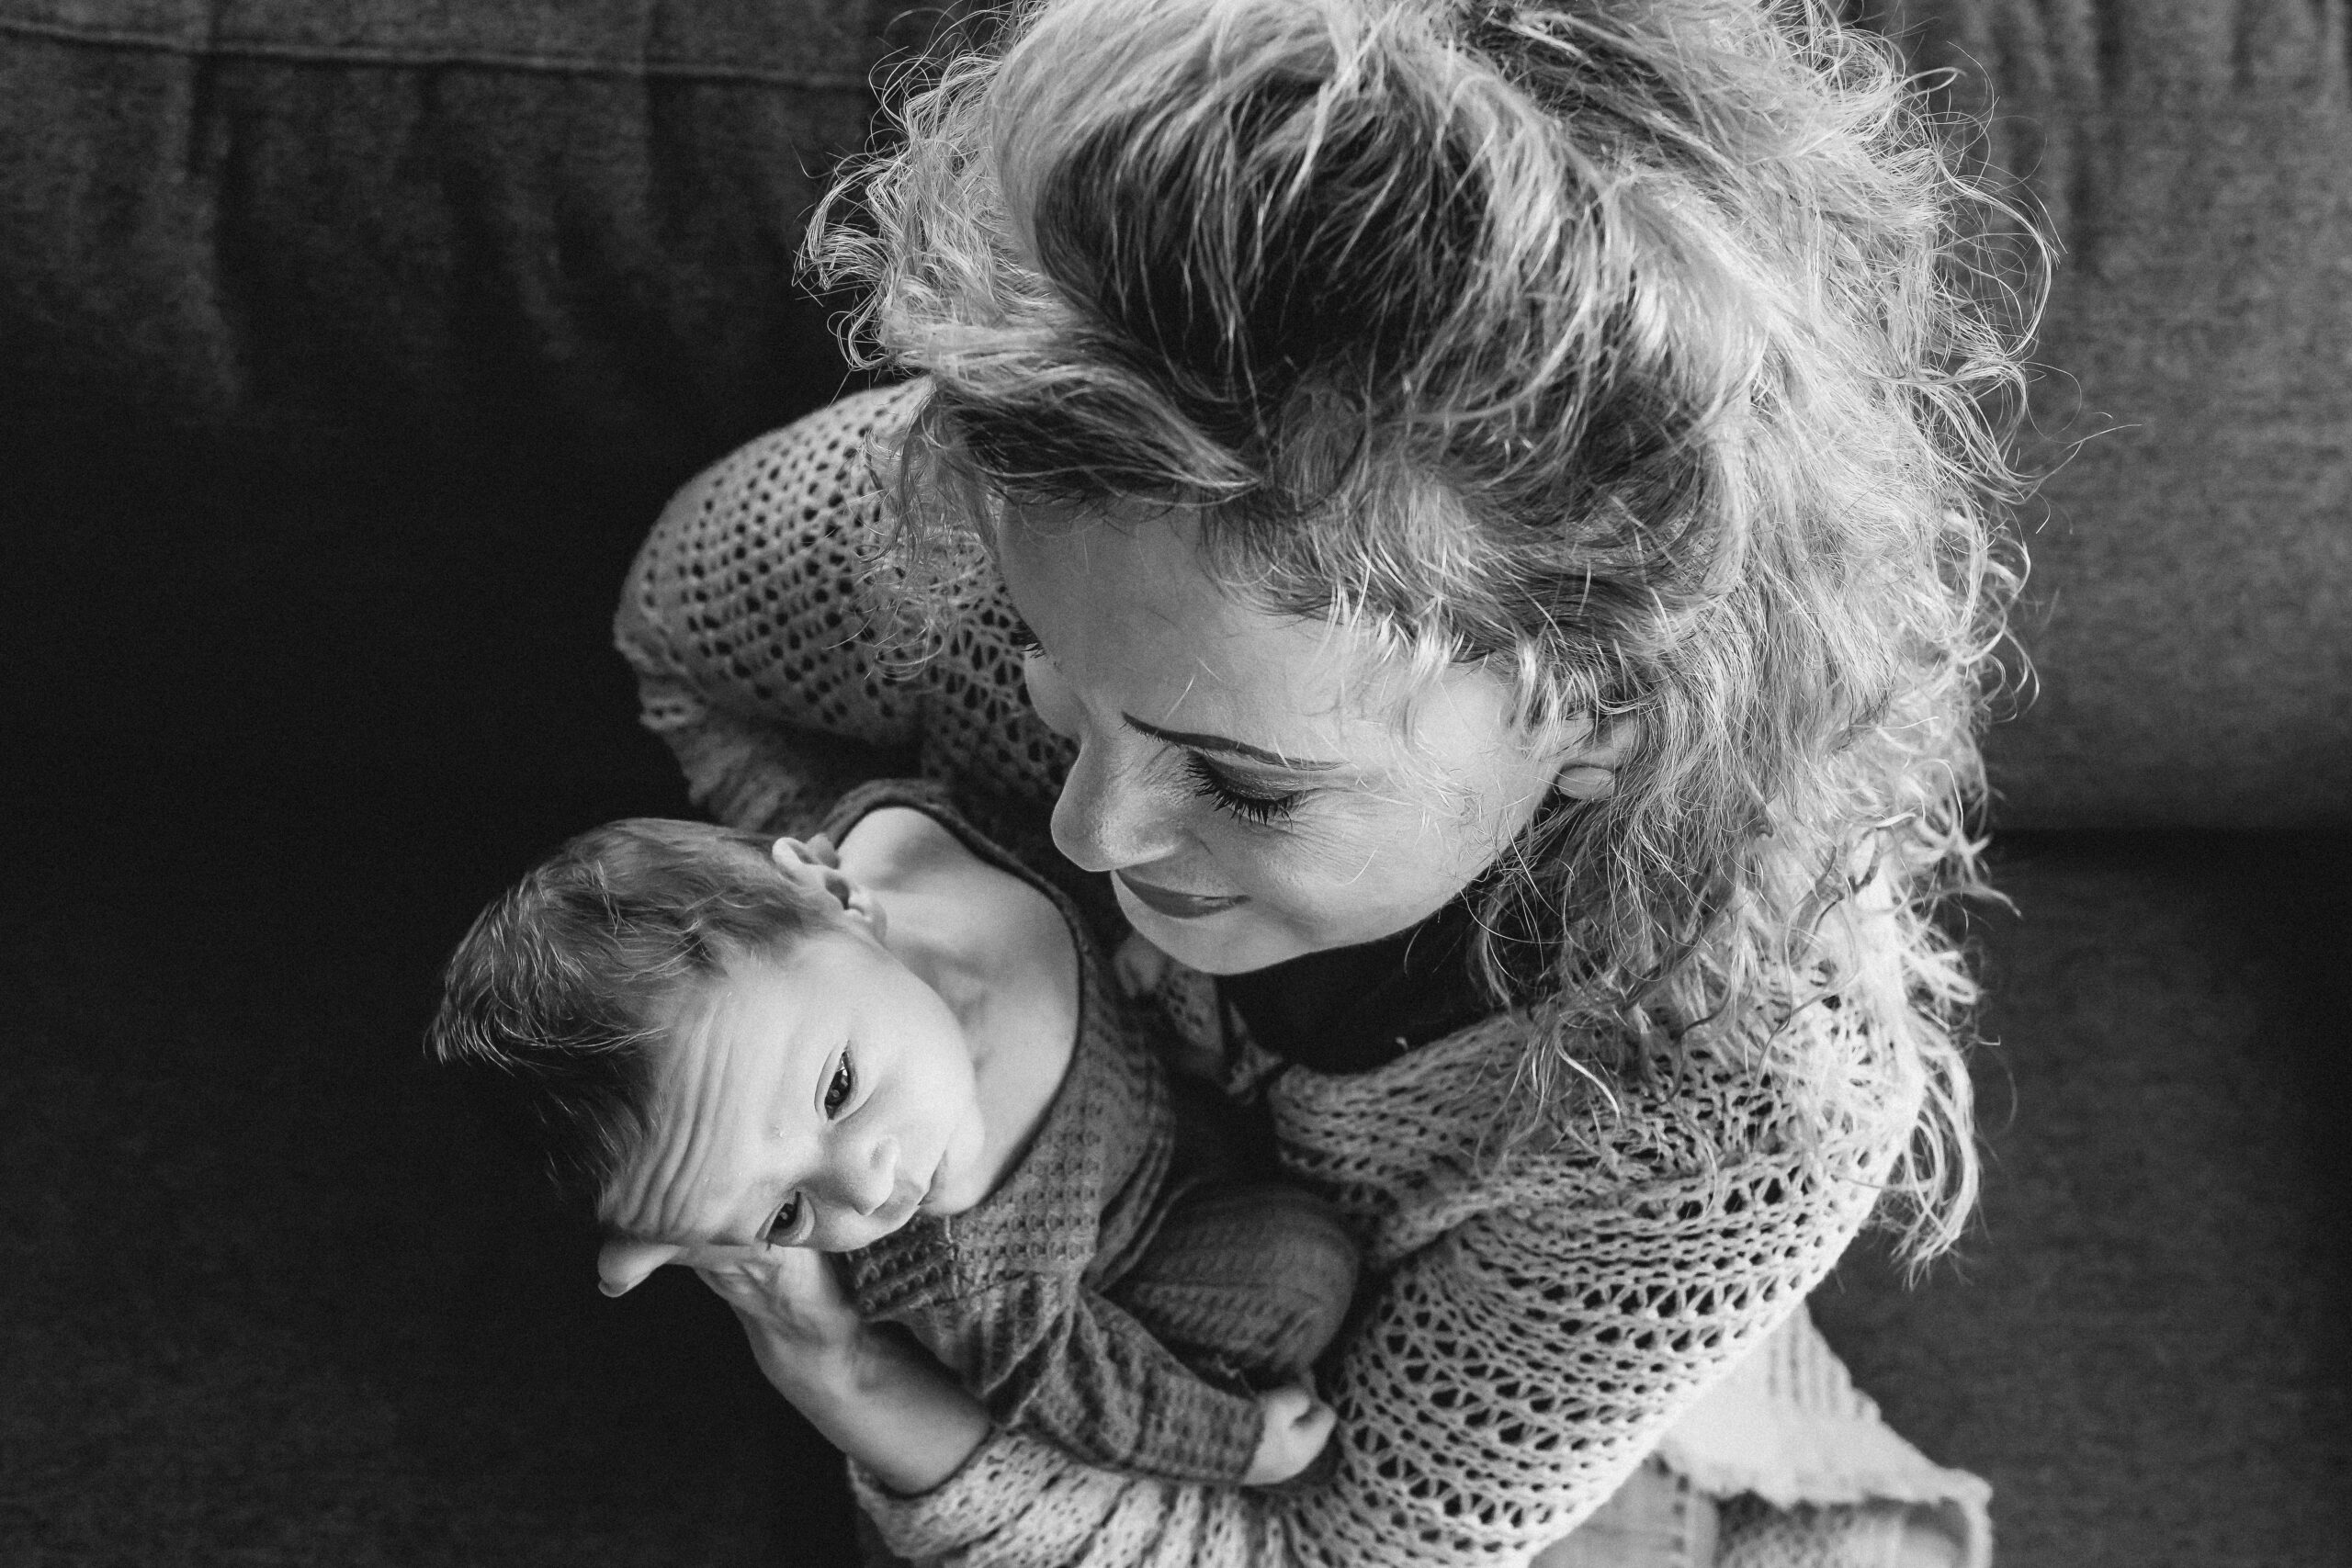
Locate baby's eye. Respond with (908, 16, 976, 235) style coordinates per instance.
(768, 1193, 805, 1244)
(823, 1050, 855, 1118)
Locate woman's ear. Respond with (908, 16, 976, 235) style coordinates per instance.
(1550, 714, 1640, 802)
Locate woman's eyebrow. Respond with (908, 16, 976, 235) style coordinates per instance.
(1123, 714, 1339, 771)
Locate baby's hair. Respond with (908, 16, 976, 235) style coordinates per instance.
(428, 819, 841, 1214)
(810, 0, 2045, 1258)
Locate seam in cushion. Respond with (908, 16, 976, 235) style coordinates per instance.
(0, 13, 873, 87)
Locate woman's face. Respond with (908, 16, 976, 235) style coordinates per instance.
(993, 504, 1570, 974)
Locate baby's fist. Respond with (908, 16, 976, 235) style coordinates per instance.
(1243, 1382, 1335, 1485)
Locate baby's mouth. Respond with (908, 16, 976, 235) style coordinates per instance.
(878, 1173, 929, 1230)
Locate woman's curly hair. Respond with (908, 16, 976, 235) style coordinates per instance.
(808, 0, 2043, 1259)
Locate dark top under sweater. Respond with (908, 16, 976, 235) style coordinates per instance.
(821, 781, 1264, 1484)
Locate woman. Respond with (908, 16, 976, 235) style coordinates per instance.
(616, 0, 2034, 1562)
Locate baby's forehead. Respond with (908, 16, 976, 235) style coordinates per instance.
(630, 937, 847, 1118)
(657, 932, 814, 1019)
(594, 987, 782, 1240)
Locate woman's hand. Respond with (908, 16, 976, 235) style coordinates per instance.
(1242, 1382, 1336, 1485)
(694, 1245, 994, 1497)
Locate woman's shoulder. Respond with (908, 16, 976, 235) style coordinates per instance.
(700, 380, 928, 502)
(628, 380, 928, 617)
(1266, 1001, 1911, 1259)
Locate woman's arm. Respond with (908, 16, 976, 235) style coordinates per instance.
(614, 386, 930, 837)
(846, 1067, 1897, 1567)
(615, 381, 1073, 839)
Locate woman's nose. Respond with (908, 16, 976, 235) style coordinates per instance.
(1050, 738, 1186, 874)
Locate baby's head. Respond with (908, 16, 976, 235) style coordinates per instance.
(430, 818, 987, 1294)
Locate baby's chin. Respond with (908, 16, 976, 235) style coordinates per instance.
(919, 1109, 995, 1216)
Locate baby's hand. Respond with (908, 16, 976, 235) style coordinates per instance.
(694, 1244, 866, 1395)
(1243, 1382, 1336, 1485)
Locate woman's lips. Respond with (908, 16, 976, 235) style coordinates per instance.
(1115, 872, 1249, 920)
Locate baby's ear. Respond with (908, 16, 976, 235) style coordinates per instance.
(597, 1237, 683, 1298)
(772, 838, 889, 938)
(833, 876, 887, 933)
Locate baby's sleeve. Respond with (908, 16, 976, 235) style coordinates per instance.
(870, 1270, 1266, 1485)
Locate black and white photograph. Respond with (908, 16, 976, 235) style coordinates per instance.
(4, 2, 2346, 1564)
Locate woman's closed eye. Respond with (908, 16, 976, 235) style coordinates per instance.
(1001, 596, 1303, 824)
(1182, 753, 1305, 828)
(1005, 609, 1046, 657)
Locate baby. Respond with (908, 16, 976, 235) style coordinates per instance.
(430, 781, 1355, 1485)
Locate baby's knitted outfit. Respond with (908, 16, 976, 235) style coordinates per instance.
(616, 384, 1995, 1568)
(820, 781, 1343, 1485)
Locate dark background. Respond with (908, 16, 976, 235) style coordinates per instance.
(4, 1, 2348, 1564)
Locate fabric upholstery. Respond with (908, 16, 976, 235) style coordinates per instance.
(0, 0, 908, 468)
(1887, 0, 2352, 827)
(0, 0, 2343, 824)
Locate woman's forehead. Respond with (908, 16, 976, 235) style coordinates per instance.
(995, 502, 1510, 760)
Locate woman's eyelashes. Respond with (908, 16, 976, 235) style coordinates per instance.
(1001, 598, 1298, 826)
(1004, 609, 1045, 657)
(768, 1192, 808, 1246)
(1181, 753, 1305, 827)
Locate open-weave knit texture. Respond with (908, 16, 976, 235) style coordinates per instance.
(616, 386, 1949, 1566)
(618, 379, 1072, 840)
(1712, 1500, 1915, 1568)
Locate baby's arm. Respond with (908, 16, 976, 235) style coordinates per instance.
(873, 1270, 1329, 1485)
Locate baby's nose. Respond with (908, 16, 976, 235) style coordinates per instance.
(842, 1137, 899, 1214)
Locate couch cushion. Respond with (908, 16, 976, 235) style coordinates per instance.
(1815, 831, 2352, 1568)
(1, 0, 2344, 826)
(1893, 0, 2352, 828)
(0, 0, 911, 470)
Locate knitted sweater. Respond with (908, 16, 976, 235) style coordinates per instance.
(820, 782, 1264, 1485)
(615, 385, 1972, 1567)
